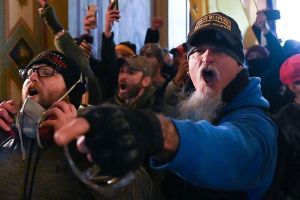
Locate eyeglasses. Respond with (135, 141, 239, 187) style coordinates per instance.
(19, 65, 58, 80)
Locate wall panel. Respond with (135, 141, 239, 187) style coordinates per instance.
(0, 0, 44, 100)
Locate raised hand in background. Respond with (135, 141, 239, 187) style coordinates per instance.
(104, 2, 121, 38)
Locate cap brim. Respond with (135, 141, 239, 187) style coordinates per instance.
(116, 57, 141, 72)
(188, 27, 238, 47)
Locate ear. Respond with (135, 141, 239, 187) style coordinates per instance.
(142, 76, 151, 87)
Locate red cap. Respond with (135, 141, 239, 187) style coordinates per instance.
(280, 54, 300, 85)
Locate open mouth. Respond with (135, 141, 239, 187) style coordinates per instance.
(201, 68, 218, 85)
(27, 86, 39, 97)
(119, 82, 128, 92)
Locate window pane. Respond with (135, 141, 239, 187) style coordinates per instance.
(168, 0, 190, 49)
(276, 0, 300, 42)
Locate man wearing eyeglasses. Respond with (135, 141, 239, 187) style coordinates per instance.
(0, 50, 97, 199)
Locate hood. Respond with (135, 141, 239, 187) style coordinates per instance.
(222, 77, 269, 114)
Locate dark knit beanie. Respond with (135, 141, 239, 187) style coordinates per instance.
(245, 45, 269, 60)
(119, 41, 137, 54)
(24, 50, 86, 108)
(187, 12, 245, 65)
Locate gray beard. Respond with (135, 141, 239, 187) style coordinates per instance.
(178, 88, 224, 122)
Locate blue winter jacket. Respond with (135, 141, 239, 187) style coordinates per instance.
(152, 77, 278, 200)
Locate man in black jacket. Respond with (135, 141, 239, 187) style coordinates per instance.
(0, 50, 93, 199)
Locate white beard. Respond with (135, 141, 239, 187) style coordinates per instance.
(178, 87, 224, 122)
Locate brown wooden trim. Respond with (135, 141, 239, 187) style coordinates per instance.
(5, 0, 36, 40)
(6, 67, 21, 102)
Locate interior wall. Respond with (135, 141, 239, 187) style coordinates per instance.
(0, 0, 42, 101)
(0, 0, 68, 101)
(152, 0, 168, 48)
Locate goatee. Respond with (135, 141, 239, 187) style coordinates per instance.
(178, 87, 224, 122)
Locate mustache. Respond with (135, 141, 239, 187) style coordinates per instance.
(118, 81, 128, 90)
(200, 64, 220, 79)
(195, 64, 221, 87)
(24, 81, 39, 91)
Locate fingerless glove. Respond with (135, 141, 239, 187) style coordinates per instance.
(81, 104, 163, 177)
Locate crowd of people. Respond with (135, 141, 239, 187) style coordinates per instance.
(0, 0, 300, 199)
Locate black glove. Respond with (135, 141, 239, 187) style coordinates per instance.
(81, 104, 163, 177)
(39, 4, 63, 34)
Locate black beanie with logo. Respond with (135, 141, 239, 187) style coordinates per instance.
(24, 50, 86, 108)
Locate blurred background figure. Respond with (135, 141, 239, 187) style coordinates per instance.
(115, 41, 136, 58)
(140, 43, 170, 98)
(245, 45, 270, 77)
(162, 48, 172, 66)
(170, 43, 187, 72)
(273, 54, 300, 200)
(283, 40, 300, 60)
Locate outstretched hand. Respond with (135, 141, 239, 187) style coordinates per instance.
(54, 117, 90, 146)
(54, 104, 163, 177)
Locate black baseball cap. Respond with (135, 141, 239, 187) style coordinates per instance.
(187, 12, 244, 64)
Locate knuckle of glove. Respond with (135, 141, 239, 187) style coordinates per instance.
(83, 105, 142, 177)
(89, 137, 141, 177)
(104, 149, 141, 177)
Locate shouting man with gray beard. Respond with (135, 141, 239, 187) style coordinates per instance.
(178, 82, 224, 122)
(53, 12, 277, 200)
